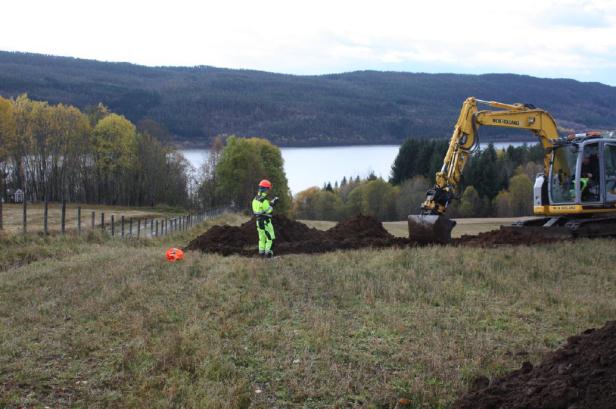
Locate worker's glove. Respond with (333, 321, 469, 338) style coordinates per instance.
(271, 197, 279, 206)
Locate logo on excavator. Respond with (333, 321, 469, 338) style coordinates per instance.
(492, 119, 520, 126)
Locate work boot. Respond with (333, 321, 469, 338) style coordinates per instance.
(266, 251, 273, 259)
(259, 252, 266, 259)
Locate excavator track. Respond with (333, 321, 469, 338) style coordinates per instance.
(510, 215, 616, 238)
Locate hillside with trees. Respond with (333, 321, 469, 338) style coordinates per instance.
(2, 51, 616, 146)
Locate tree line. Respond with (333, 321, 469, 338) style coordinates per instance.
(0, 95, 191, 207)
(292, 139, 545, 221)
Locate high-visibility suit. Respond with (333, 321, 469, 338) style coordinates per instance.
(252, 191, 275, 256)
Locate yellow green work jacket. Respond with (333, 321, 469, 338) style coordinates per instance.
(252, 193, 273, 226)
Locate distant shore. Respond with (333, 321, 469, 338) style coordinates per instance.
(171, 135, 538, 150)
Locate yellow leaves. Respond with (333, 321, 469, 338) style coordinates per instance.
(0, 96, 16, 160)
(92, 113, 138, 172)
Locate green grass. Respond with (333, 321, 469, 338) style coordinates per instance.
(1, 216, 615, 408)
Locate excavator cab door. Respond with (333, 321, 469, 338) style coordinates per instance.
(548, 144, 578, 206)
(602, 143, 616, 203)
(578, 142, 601, 204)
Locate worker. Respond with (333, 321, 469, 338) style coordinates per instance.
(581, 152, 599, 201)
(252, 179, 279, 258)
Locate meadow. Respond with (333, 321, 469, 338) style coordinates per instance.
(1, 214, 615, 408)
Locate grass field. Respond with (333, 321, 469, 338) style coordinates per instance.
(0, 203, 186, 235)
(1, 215, 615, 408)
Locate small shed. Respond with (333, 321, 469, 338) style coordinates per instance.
(14, 189, 24, 203)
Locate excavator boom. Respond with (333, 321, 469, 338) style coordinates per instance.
(408, 97, 560, 244)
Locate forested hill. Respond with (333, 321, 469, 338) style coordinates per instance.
(2, 51, 616, 146)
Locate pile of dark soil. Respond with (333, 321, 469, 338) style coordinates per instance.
(187, 216, 580, 257)
(186, 215, 408, 256)
(452, 226, 571, 247)
(185, 215, 323, 256)
(452, 321, 616, 409)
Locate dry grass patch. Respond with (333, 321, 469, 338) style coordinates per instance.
(0, 203, 188, 235)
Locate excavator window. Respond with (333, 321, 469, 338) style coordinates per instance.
(550, 145, 577, 204)
(605, 144, 616, 202)
(581, 144, 600, 203)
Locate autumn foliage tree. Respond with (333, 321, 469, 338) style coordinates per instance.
(0, 94, 191, 207)
(213, 136, 291, 213)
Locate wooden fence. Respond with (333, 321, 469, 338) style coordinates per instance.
(0, 199, 225, 238)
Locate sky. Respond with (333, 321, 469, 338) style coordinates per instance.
(2, 0, 616, 85)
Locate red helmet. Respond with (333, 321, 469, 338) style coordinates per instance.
(258, 179, 272, 189)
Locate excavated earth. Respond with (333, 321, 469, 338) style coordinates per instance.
(186, 215, 570, 256)
(452, 320, 616, 409)
(186, 215, 408, 256)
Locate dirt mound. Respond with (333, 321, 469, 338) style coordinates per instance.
(185, 215, 323, 256)
(187, 216, 580, 257)
(186, 214, 408, 256)
(452, 321, 616, 409)
(452, 226, 572, 247)
(327, 214, 393, 240)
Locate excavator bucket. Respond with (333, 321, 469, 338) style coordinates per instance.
(408, 214, 456, 244)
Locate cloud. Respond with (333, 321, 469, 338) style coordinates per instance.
(1, 0, 616, 84)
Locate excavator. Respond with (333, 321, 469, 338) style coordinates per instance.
(408, 97, 616, 244)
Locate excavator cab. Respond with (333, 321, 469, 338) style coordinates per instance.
(538, 135, 616, 214)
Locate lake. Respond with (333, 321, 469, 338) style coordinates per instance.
(182, 142, 535, 195)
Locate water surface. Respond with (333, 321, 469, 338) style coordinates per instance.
(182, 142, 534, 194)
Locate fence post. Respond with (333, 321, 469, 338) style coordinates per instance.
(22, 194, 27, 234)
(91, 211, 95, 229)
(43, 198, 49, 235)
(121, 215, 125, 238)
(77, 207, 81, 235)
(155, 220, 159, 237)
(150, 219, 154, 236)
(137, 219, 141, 238)
(101, 212, 105, 231)
(129, 218, 133, 237)
(61, 200, 66, 235)
(111, 215, 115, 236)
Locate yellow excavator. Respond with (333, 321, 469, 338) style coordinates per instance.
(408, 97, 616, 243)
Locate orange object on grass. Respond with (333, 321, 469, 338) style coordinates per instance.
(166, 247, 184, 262)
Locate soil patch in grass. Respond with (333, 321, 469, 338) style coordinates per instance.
(452, 226, 572, 247)
(186, 215, 574, 256)
(186, 214, 408, 256)
(452, 320, 616, 409)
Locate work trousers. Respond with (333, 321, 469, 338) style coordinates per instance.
(256, 218, 275, 254)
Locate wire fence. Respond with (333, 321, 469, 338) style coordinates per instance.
(0, 199, 226, 238)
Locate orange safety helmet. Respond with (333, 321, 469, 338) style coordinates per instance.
(258, 179, 272, 189)
(166, 247, 185, 262)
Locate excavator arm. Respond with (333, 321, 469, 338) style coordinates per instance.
(409, 97, 561, 243)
